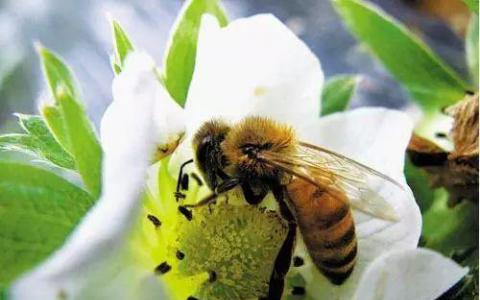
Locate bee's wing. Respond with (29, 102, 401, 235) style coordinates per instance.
(260, 142, 404, 221)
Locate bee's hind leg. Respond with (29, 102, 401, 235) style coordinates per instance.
(265, 183, 297, 300)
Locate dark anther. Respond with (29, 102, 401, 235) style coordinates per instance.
(293, 256, 304, 267)
(291, 286, 306, 295)
(466, 90, 475, 95)
(435, 132, 447, 138)
(208, 270, 217, 283)
(190, 172, 204, 186)
(178, 206, 193, 221)
(181, 174, 189, 191)
(176, 250, 185, 260)
(174, 192, 187, 200)
(147, 214, 161, 227)
(187, 297, 199, 300)
(154, 262, 171, 275)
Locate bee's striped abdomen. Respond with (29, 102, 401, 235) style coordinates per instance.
(286, 179, 357, 285)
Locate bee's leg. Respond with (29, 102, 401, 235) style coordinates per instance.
(174, 159, 194, 201)
(265, 183, 297, 300)
(241, 181, 268, 205)
(183, 177, 241, 208)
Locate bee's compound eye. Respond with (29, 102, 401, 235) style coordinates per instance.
(241, 144, 258, 157)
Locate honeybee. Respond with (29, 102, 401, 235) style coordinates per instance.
(180, 116, 402, 299)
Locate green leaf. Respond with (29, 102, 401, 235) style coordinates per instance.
(110, 18, 135, 74)
(422, 190, 478, 256)
(463, 0, 479, 14)
(466, 15, 479, 87)
(36, 44, 80, 102)
(0, 114, 75, 169)
(404, 158, 435, 213)
(333, 0, 469, 113)
(56, 88, 102, 198)
(0, 162, 94, 288)
(163, 0, 228, 106)
(18, 114, 74, 168)
(41, 105, 70, 153)
(321, 75, 358, 116)
(0, 133, 75, 169)
(38, 47, 102, 198)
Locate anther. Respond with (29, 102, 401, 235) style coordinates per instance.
(435, 132, 447, 138)
(178, 206, 193, 221)
(154, 262, 171, 275)
(147, 214, 161, 227)
(208, 270, 217, 283)
(175, 192, 186, 201)
(181, 174, 189, 191)
(293, 256, 304, 267)
(190, 173, 203, 186)
(176, 250, 185, 260)
(187, 297, 199, 300)
(291, 286, 306, 295)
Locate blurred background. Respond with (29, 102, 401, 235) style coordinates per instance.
(0, 0, 472, 131)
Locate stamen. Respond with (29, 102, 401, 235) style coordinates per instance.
(176, 250, 185, 260)
(154, 262, 171, 275)
(187, 297, 199, 300)
(178, 206, 193, 221)
(190, 173, 204, 186)
(175, 192, 187, 201)
(147, 214, 161, 227)
(181, 174, 189, 191)
(293, 256, 304, 267)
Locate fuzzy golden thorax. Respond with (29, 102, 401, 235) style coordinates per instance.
(221, 116, 297, 179)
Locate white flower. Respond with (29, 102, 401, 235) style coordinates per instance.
(355, 248, 468, 300)
(10, 51, 183, 300)
(10, 12, 466, 300)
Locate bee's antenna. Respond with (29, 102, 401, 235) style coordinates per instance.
(175, 159, 194, 201)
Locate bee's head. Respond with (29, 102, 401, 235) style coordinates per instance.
(192, 119, 231, 190)
(222, 116, 296, 179)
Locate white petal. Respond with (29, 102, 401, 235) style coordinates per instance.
(354, 248, 468, 300)
(295, 108, 421, 299)
(10, 52, 174, 300)
(298, 107, 413, 181)
(185, 13, 323, 134)
(107, 51, 186, 161)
